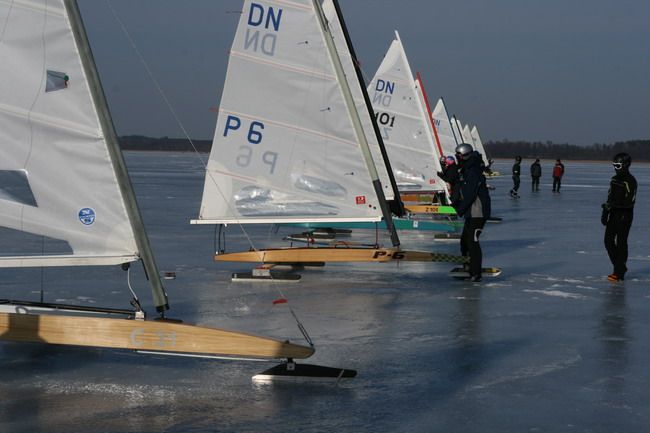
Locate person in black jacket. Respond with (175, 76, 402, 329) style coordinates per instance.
(437, 155, 461, 207)
(509, 156, 521, 198)
(530, 158, 541, 192)
(453, 143, 491, 282)
(601, 153, 637, 281)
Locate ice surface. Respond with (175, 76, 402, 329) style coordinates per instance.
(1, 154, 649, 432)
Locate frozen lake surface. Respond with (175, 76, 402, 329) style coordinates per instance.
(1, 154, 649, 432)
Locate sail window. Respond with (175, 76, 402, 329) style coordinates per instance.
(0, 170, 38, 206)
(45, 70, 69, 92)
(0, 226, 73, 256)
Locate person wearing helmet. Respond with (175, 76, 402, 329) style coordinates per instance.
(509, 156, 522, 198)
(437, 155, 460, 206)
(453, 143, 491, 282)
(601, 152, 637, 281)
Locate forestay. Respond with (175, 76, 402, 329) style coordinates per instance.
(0, 0, 139, 267)
(193, 0, 385, 225)
(367, 31, 445, 193)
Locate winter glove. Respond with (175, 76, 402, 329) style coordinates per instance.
(601, 209, 609, 226)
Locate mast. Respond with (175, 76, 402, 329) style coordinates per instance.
(452, 115, 464, 146)
(330, 0, 405, 218)
(416, 72, 444, 159)
(64, 0, 169, 313)
(312, 0, 400, 247)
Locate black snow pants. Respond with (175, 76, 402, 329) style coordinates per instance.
(460, 217, 487, 276)
(604, 209, 633, 276)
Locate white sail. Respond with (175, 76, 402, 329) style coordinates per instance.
(367, 31, 445, 192)
(0, 0, 139, 267)
(321, 0, 394, 201)
(461, 123, 474, 146)
(471, 125, 488, 160)
(431, 98, 459, 158)
(194, 0, 385, 225)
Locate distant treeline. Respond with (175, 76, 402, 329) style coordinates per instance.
(484, 139, 650, 161)
(118, 135, 650, 162)
(118, 135, 212, 152)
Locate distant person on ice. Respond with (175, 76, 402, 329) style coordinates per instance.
(601, 153, 637, 281)
(552, 159, 565, 192)
(509, 156, 521, 198)
(530, 158, 541, 192)
(453, 143, 491, 282)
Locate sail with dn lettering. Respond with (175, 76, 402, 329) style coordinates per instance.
(193, 0, 385, 225)
(367, 31, 446, 195)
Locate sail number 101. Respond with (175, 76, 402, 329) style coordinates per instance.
(375, 112, 395, 127)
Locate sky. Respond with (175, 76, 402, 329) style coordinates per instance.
(78, 0, 650, 147)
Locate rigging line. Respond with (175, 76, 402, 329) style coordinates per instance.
(125, 265, 139, 301)
(103, 0, 207, 167)
(104, 2, 312, 345)
(104, 2, 256, 252)
(105, 3, 268, 253)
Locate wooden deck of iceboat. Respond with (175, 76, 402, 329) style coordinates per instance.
(214, 247, 468, 264)
(0, 312, 314, 359)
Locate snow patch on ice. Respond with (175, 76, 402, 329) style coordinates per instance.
(523, 289, 587, 299)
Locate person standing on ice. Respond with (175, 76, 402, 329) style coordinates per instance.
(453, 143, 491, 282)
(530, 158, 542, 192)
(552, 159, 565, 192)
(437, 155, 461, 207)
(509, 156, 521, 198)
(601, 153, 637, 281)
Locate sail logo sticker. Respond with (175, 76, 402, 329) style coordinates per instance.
(78, 208, 96, 225)
(46, 70, 69, 92)
(355, 196, 366, 205)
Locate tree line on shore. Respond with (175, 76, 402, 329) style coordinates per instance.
(483, 139, 650, 161)
(118, 135, 649, 162)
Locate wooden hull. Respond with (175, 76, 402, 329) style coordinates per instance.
(0, 312, 314, 359)
(215, 248, 468, 264)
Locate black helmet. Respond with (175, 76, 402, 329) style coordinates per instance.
(612, 153, 631, 172)
(515, 155, 522, 162)
(455, 143, 473, 162)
